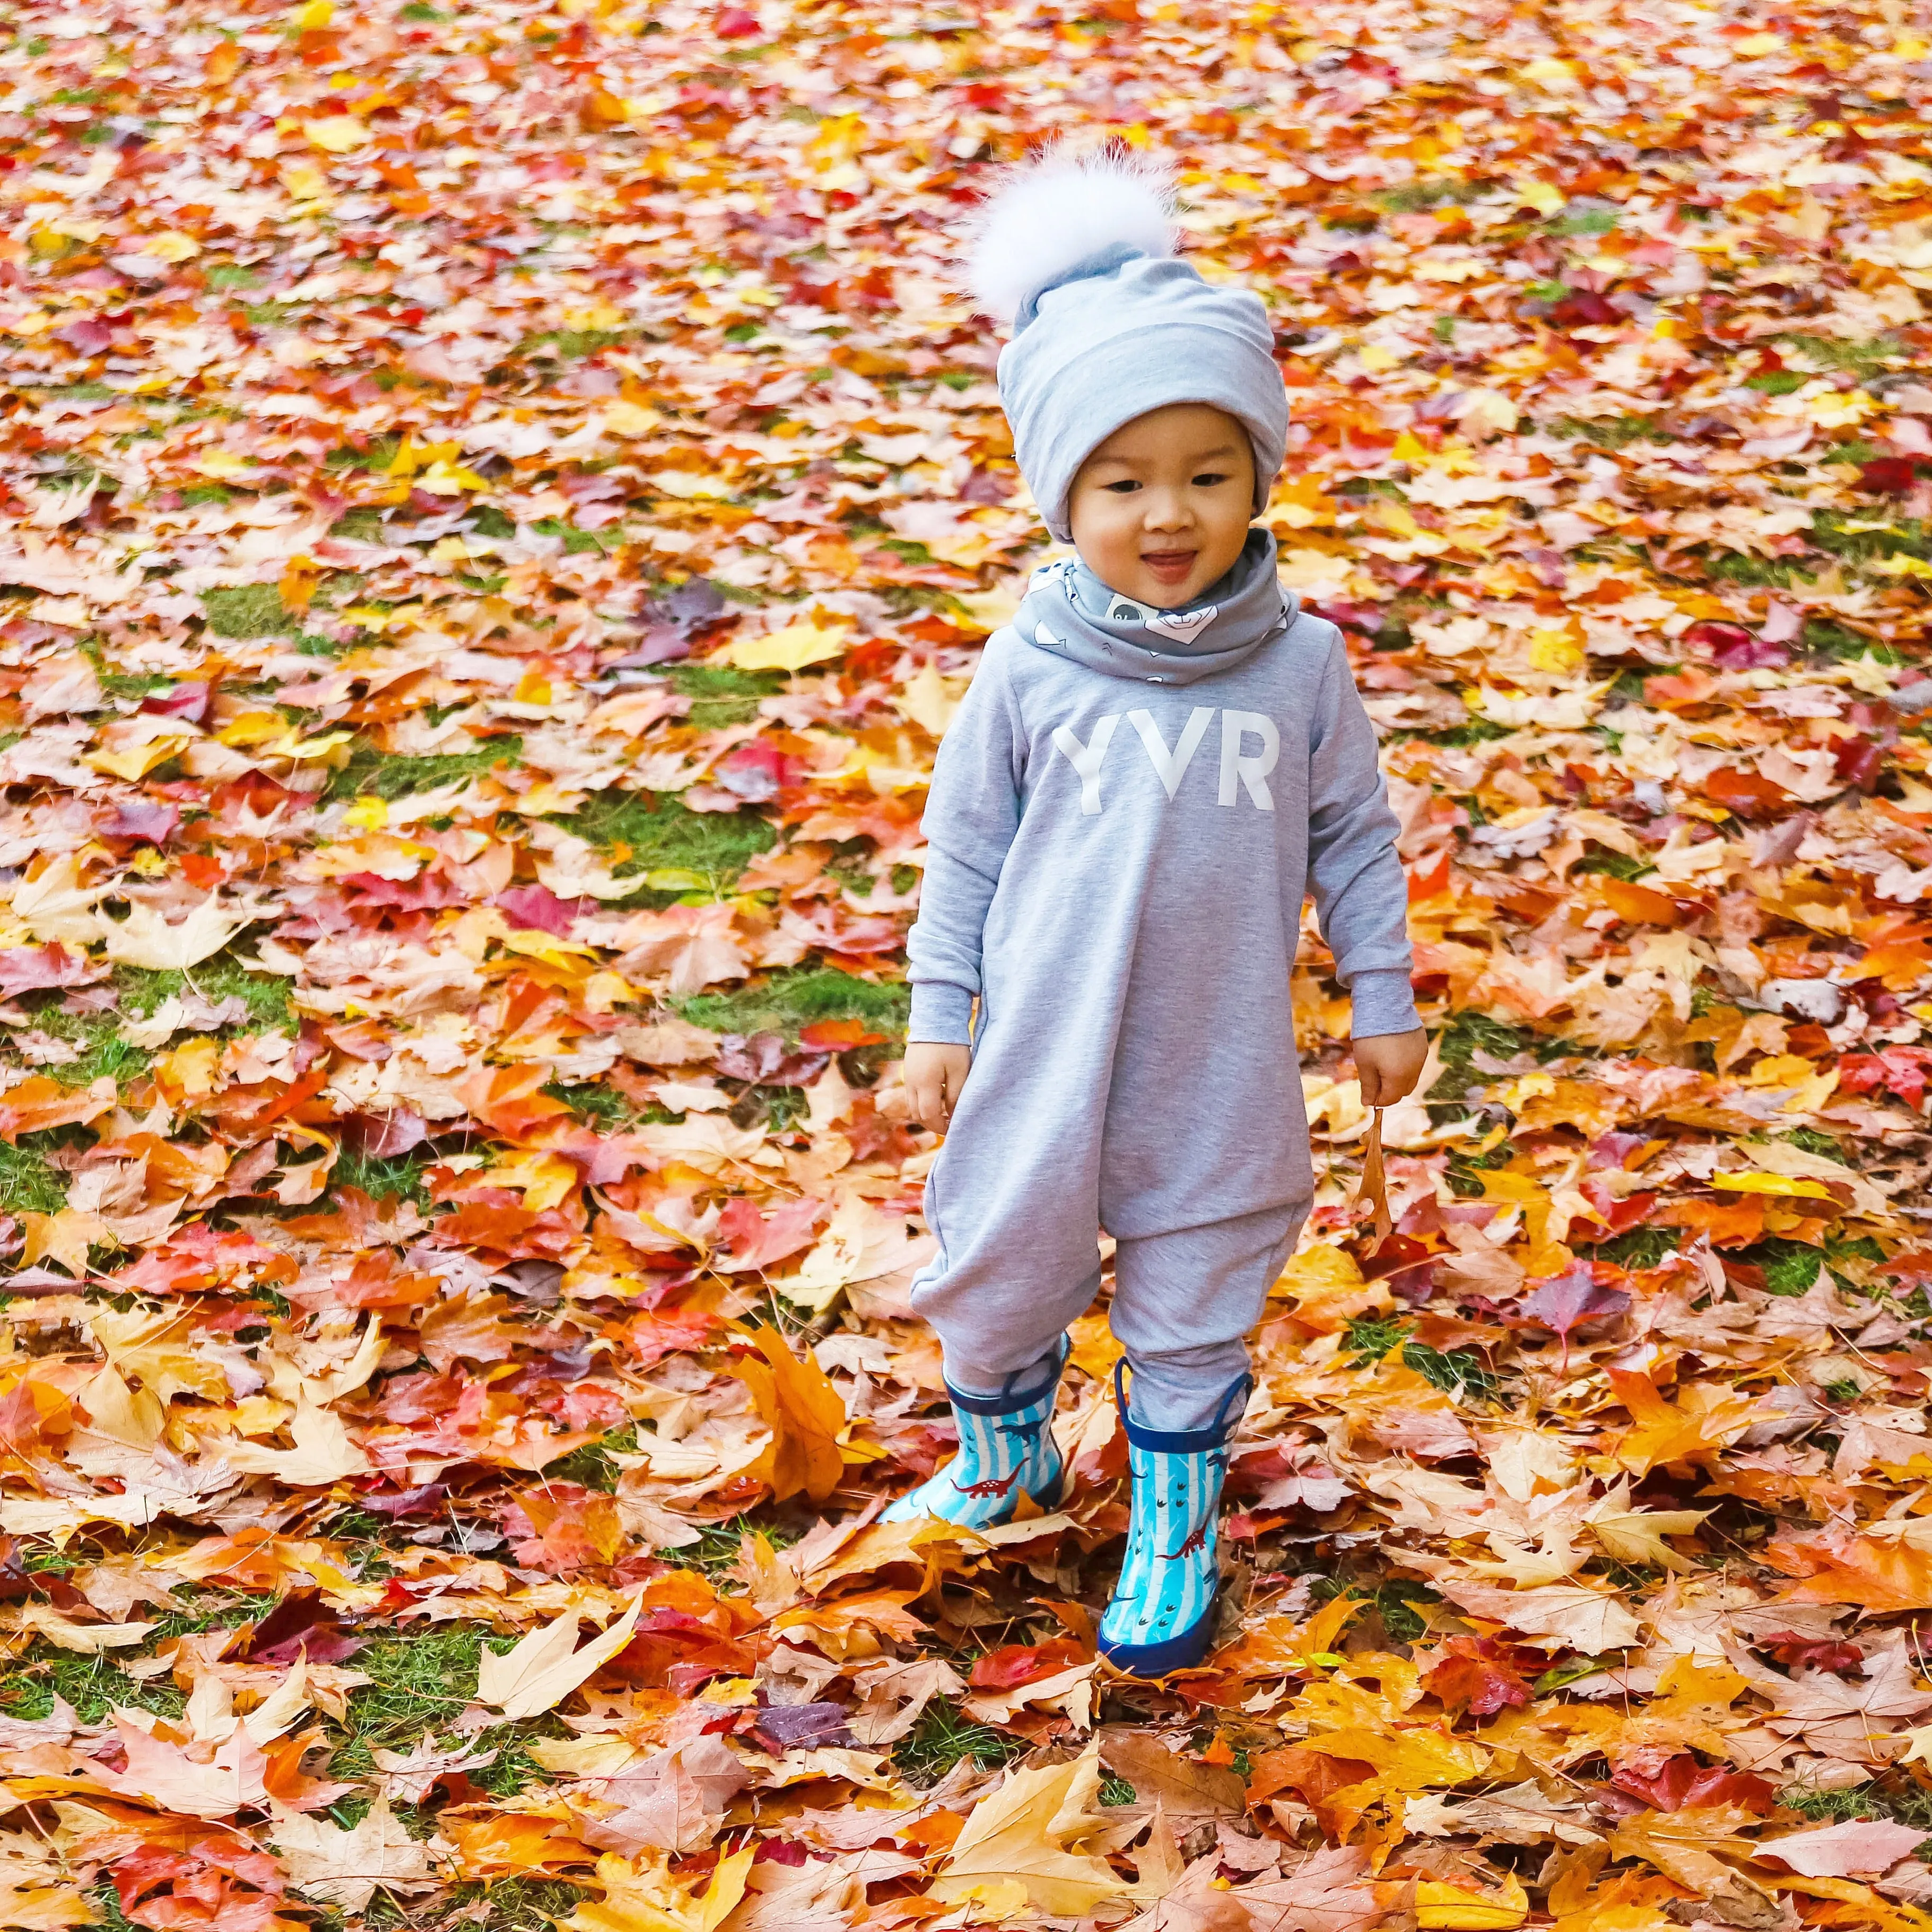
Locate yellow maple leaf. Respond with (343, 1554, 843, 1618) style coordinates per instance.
(559, 1850, 752, 1932)
(1418, 1874, 1530, 1929)
(474, 1598, 643, 1721)
(728, 1324, 848, 1504)
(713, 619, 851, 672)
(1710, 1170, 1834, 1199)
(304, 114, 369, 151)
(929, 1743, 1134, 1917)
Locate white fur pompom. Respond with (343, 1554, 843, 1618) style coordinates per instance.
(964, 142, 1176, 327)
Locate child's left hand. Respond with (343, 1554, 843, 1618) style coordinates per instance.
(1355, 1028, 1428, 1107)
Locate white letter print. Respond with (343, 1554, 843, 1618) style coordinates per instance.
(1218, 710, 1280, 809)
(1127, 707, 1214, 800)
(1052, 713, 1121, 815)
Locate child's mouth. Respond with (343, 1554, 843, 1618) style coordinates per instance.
(1140, 550, 1197, 584)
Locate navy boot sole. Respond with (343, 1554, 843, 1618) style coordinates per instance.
(1095, 1598, 1219, 1678)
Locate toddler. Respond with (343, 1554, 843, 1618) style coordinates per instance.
(889, 149, 1427, 1676)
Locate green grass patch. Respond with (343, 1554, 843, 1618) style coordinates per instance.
(1551, 414, 1667, 448)
(1310, 1578, 1440, 1644)
(1342, 1314, 1499, 1403)
(543, 1081, 646, 1129)
(666, 662, 786, 730)
(1779, 1127, 1850, 1167)
(540, 1423, 638, 1494)
(1703, 550, 1813, 589)
(1778, 1779, 1932, 1832)
(893, 1700, 1024, 1786)
(0, 1142, 68, 1216)
(204, 264, 263, 290)
(676, 965, 909, 1042)
(1430, 719, 1514, 747)
(517, 328, 631, 360)
(1776, 332, 1906, 379)
(1444, 1141, 1516, 1196)
(1589, 1226, 1681, 1270)
(437, 1879, 588, 1932)
(97, 666, 179, 700)
(1810, 510, 1930, 569)
(1736, 1236, 1826, 1296)
(5, 1647, 188, 1724)
(328, 506, 388, 542)
(332, 1145, 437, 1208)
(19, 958, 294, 1090)
(200, 583, 294, 639)
(116, 958, 293, 1029)
(1344, 1313, 1412, 1365)
(329, 1628, 489, 1764)
(326, 736, 525, 803)
(1431, 1011, 1535, 1102)
(1404, 1341, 1501, 1405)
(548, 787, 774, 892)
(1374, 178, 1485, 212)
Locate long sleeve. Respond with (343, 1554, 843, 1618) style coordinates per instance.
(906, 639, 1027, 1045)
(1306, 634, 1419, 1039)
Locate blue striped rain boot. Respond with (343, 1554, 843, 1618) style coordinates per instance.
(882, 1337, 1069, 1527)
(1097, 1363, 1251, 1677)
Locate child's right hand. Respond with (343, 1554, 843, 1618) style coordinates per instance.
(903, 1042, 971, 1132)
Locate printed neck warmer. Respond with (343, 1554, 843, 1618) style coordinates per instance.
(1015, 528, 1295, 687)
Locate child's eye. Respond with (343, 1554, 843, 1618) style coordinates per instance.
(1103, 480, 1141, 494)
(1192, 471, 1231, 487)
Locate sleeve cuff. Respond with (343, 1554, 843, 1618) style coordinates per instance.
(1348, 968, 1420, 1041)
(908, 980, 976, 1045)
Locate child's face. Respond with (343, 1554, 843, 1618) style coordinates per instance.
(1066, 403, 1256, 611)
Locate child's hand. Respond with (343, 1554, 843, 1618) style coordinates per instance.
(1355, 1028, 1428, 1108)
(904, 1042, 972, 1132)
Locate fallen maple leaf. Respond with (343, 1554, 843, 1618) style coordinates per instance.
(1098, 1727, 1247, 1825)
(95, 1716, 273, 1818)
(220, 1395, 370, 1486)
(728, 1324, 849, 1504)
(474, 1597, 643, 1721)
(99, 898, 249, 970)
(577, 1735, 751, 1856)
(559, 1848, 754, 1932)
(1754, 1820, 1927, 1879)
(928, 1741, 1136, 1917)
(1516, 1268, 1630, 1358)
(1433, 1580, 1642, 1652)
(1585, 1481, 1711, 1573)
(272, 1796, 443, 1912)
(1230, 1846, 1386, 1932)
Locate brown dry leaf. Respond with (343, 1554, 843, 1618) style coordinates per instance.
(272, 1797, 443, 1912)
(1098, 1728, 1248, 1825)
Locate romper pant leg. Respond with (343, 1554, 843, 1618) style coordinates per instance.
(909, 1181, 1107, 1396)
(1109, 1200, 1308, 1431)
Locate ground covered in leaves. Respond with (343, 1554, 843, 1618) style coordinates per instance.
(4, 0, 1932, 1928)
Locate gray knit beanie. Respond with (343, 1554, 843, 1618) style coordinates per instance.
(968, 148, 1290, 544)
